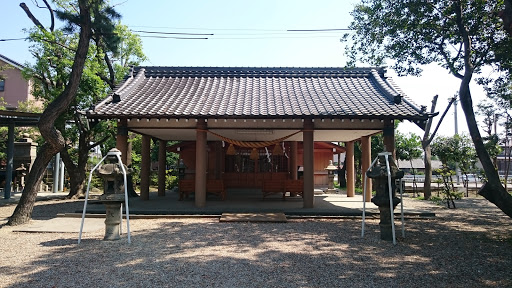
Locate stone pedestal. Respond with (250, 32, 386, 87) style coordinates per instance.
(104, 202, 122, 241)
(367, 153, 404, 241)
(371, 193, 401, 241)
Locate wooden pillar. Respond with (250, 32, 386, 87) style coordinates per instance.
(195, 120, 207, 207)
(303, 119, 314, 208)
(140, 135, 151, 200)
(158, 139, 167, 197)
(290, 141, 298, 180)
(346, 141, 355, 197)
(383, 121, 396, 158)
(361, 136, 372, 202)
(116, 119, 128, 164)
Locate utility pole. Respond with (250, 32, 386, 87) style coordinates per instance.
(454, 98, 458, 135)
(454, 98, 460, 185)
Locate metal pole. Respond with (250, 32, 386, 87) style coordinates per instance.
(384, 154, 397, 245)
(399, 178, 405, 237)
(454, 100, 461, 185)
(362, 173, 367, 237)
(52, 153, 60, 193)
(78, 154, 108, 244)
(59, 159, 65, 192)
(78, 151, 131, 244)
(117, 154, 131, 244)
(4, 121, 15, 199)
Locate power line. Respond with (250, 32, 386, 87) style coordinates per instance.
(287, 29, 352, 32)
(1, 27, 352, 42)
(132, 30, 214, 36)
(0, 37, 29, 42)
(128, 25, 286, 32)
(138, 35, 209, 40)
(212, 35, 345, 40)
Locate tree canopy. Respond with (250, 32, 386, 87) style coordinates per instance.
(344, 0, 512, 217)
(8, 0, 125, 225)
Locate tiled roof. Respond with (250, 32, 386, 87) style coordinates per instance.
(89, 66, 428, 122)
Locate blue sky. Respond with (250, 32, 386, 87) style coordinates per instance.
(1, 0, 486, 137)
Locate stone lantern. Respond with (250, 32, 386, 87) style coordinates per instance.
(177, 159, 187, 180)
(15, 164, 27, 192)
(366, 152, 404, 241)
(94, 149, 129, 241)
(325, 160, 337, 193)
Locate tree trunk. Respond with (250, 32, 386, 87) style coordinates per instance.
(454, 2, 512, 218)
(60, 146, 88, 199)
(459, 79, 512, 218)
(7, 2, 93, 226)
(7, 143, 57, 225)
(501, 0, 512, 36)
(423, 145, 433, 200)
(67, 169, 86, 199)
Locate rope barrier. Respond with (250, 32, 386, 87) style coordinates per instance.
(199, 129, 302, 148)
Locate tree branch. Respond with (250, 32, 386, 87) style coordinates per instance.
(90, 133, 114, 150)
(422, 95, 438, 148)
(438, 41, 464, 79)
(41, 0, 55, 32)
(428, 97, 457, 144)
(93, 34, 117, 89)
(20, 3, 46, 32)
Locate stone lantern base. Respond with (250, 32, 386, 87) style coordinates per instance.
(103, 202, 123, 241)
(371, 195, 401, 241)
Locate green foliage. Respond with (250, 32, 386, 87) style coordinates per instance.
(54, 0, 121, 53)
(353, 121, 398, 188)
(343, 1, 512, 77)
(435, 165, 458, 208)
(19, 1, 146, 196)
(166, 174, 178, 189)
(396, 131, 422, 162)
(427, 195, 445, 206)
(432, 134, 477, 174)
(343, 2, 512, 212)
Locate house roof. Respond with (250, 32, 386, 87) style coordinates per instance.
(88, 66, 430, 127)
(397, 159, 443, 170)
(0, 54, 25, 70)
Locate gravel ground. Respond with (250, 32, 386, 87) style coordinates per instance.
(0, 197, 511, 288)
